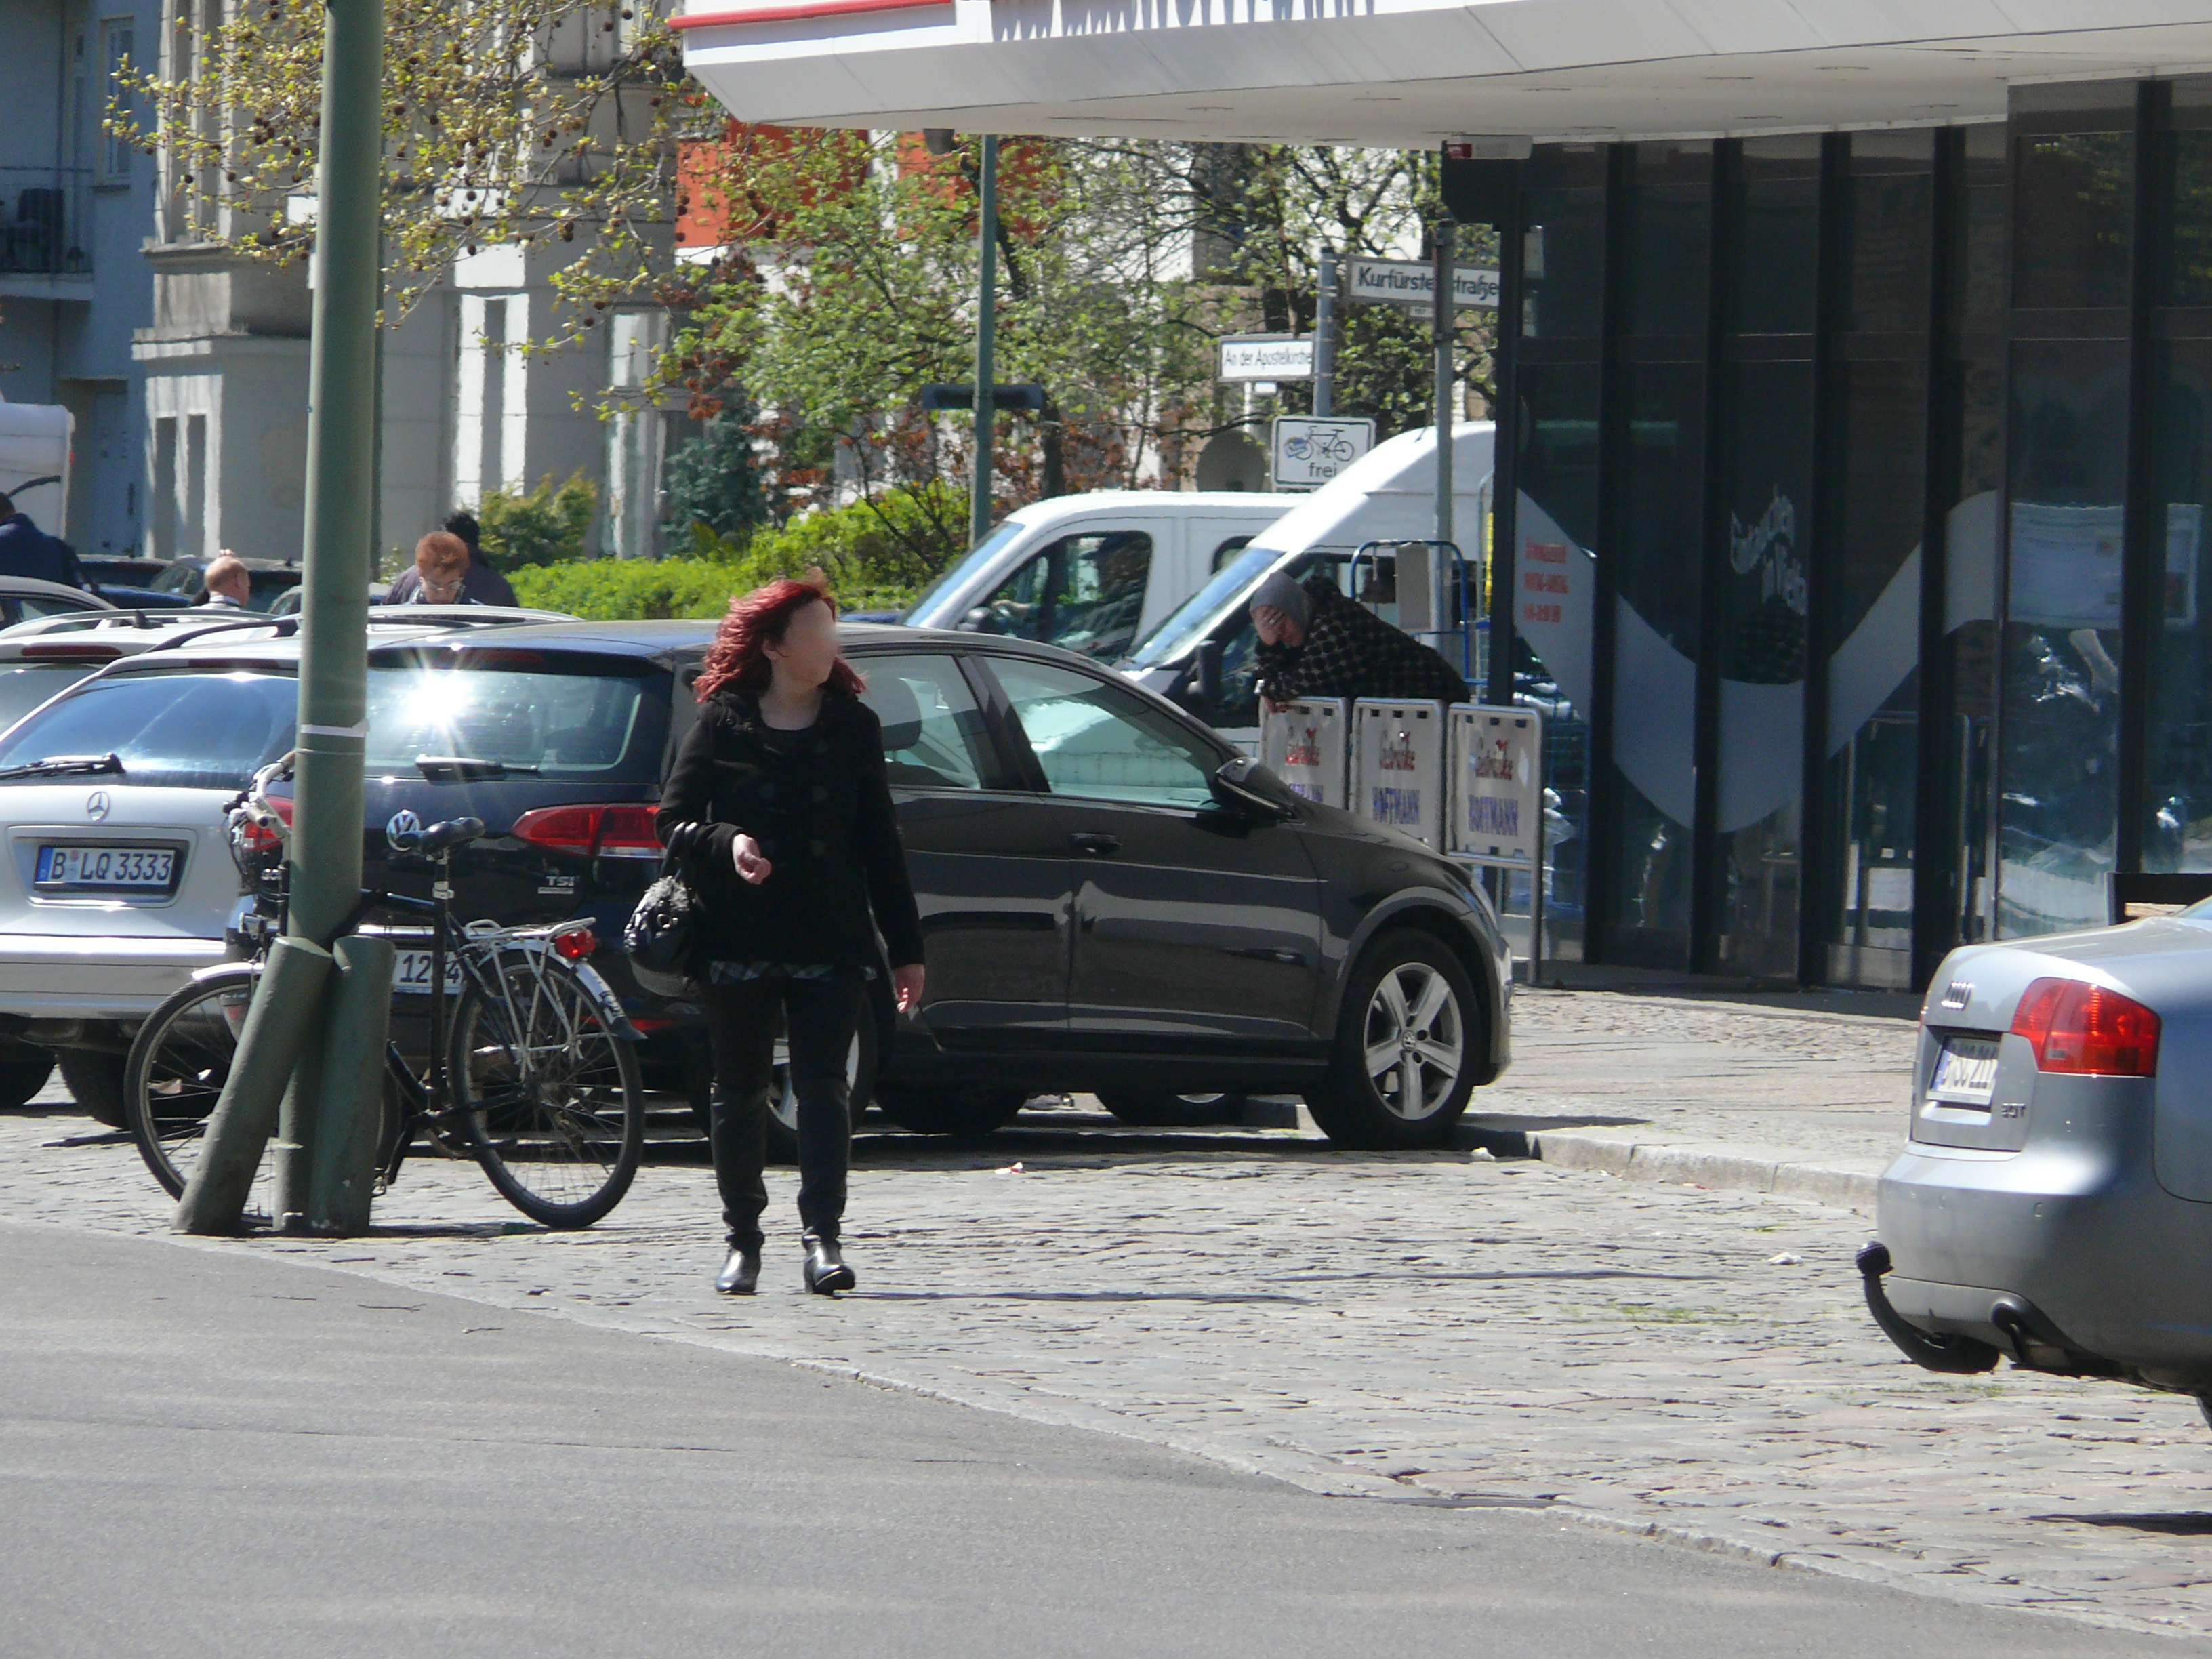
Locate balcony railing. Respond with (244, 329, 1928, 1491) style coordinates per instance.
(0, 167, 94, 276)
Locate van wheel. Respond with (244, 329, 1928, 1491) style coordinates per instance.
(767, 1015, 878, 1165)
(58, 1049, 127, 1129)
(1098, 1091, 1244, 1127)
(0, 1044, 54, 1110)
(876, 1086, 1025, 1139)
(1304, 931, 1479, 1150)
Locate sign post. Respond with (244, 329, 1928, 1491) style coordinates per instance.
(1351, 699, 1448, 851)
(1261, 697, 1349, 806)
(1345, 257, 1500, 310)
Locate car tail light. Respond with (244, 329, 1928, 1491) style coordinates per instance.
(2009, 977, 2160, 1076)
(510, 804, 663, 859)
(552, 925, 596, 960)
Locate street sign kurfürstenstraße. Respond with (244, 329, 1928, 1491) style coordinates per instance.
(1346, 257, 1500, 310)
(1271, 415, 1375, 490)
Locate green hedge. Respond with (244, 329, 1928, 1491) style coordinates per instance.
(509, 554, 914, 621)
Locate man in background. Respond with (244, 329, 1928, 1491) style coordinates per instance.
(0, 493, 83, 589)
(199, 554, 253, 609)
(438, 510, 520, 607)
(1250, 568, 1467, 712)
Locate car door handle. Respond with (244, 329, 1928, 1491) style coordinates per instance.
(1069, 832, 1122, 857)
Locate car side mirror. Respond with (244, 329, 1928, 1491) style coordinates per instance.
(958, 607, 989, 633)
(1193, 638, 1223, 708)
(1209, 756, 1296, 822)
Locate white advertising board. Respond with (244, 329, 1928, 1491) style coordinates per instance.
(1351, 699, 1447, 851)
(1218, 335, 1315, 382)
(1448, 705, 1544, 865)
(1271, 416, 1376, 491)
(1261, 697, 1349, 807)
(1345, 258, 1500, 311)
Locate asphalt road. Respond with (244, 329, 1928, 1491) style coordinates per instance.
(0, 1221, 2179, 1658)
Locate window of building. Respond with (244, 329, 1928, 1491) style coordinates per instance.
(101, 19, 136, 183)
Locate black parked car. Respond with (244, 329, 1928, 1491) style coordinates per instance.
(317, 620, 1513, 1150)
(0, 617, 1511, 1148)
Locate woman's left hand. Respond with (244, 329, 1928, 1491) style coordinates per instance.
(892, 962, 925, 1015)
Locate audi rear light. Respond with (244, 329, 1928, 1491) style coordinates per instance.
(510, 804, 663, 859)
(2009, 977, 2160, 1076)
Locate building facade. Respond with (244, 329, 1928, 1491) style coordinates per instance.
(678, 2, 2212, 986)
(1, 0, 161, 554)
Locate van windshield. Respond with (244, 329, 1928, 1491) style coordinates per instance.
(1124, 544, 1293, 668)
(903, 521, 1028, 628)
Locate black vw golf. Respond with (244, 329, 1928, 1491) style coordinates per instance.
(341, 619, 1513, 1150)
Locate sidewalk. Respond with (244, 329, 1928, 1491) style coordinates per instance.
(1456, 980, 1919, 1212)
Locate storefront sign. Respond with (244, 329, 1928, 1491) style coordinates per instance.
(1345, 258, 1500, 310)
(1261, 697, 1349, 805)
(1447, 705, 1543, 865)
(1218, 335, 1314, 382)
(1270, 416, 1374, 490)
(1351, 699, 1446, 851)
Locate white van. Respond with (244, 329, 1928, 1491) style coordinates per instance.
(1121, 422, 1496, 745)
(0, 402, 73, 533)
(899, 490, 1299, 663)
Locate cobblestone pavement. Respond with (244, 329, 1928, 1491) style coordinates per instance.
(11, 989, 2212, 1643)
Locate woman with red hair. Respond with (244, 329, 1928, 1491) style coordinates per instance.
(656, 579, 926, 1296)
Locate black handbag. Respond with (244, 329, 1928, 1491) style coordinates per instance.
(624, 832, 702, 984)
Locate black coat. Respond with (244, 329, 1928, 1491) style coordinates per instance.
(653, 684, 926, 970)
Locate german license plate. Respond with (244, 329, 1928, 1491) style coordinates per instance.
(35, 844, 176, 891)
(1929, 1035, 2001, 1105)
(393, 949, 464, 998)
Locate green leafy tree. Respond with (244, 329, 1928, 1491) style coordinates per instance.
(659, 406, 767, 544)
(479, 471, 598, 567)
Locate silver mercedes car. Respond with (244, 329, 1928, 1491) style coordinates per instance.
(1862, 899, 2212, 1416)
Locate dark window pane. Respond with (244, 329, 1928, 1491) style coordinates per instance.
(2013, 131, 2134, 311)
(1624, 143, 1711, 338)
(1711, 360, 1812, 978)
(1522, 145, 1607, 341)
(1603, 363, 1704, 966)
(1817, 360, 1928, 987)
(2145, 340, 2212, 868)
(1845, 132, 1933, 335)
(2163, 129, 2212, 307)
(1954, 125, 2011, 335)
(1729, 138, 1820, 336)
(1999, 340, 2129, 935)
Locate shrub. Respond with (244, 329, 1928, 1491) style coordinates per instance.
(509, 549, 916, 621)
(478, 472, 598, 568)
(659, 409, 767, 544)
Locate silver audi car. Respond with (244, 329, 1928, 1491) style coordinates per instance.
(1862, 905, 2212, 1416)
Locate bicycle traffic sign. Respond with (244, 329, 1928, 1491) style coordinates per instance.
(1271, 415, 1376, 490)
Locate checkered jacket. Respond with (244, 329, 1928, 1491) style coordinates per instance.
(1254, 575, 1469, 707)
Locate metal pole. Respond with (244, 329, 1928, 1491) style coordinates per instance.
(178, 0, 385, 1233)
(1432, 217, 1456, 555)
(1314, 247, 1336, 419)
(970, 134, 999, 548)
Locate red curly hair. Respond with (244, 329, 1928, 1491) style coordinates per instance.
(693, 578, 865, 703)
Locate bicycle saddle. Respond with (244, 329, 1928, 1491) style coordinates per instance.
(388, 815, 487, 855)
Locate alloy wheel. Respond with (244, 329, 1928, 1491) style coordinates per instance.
(1360, 962, 1464, 1121)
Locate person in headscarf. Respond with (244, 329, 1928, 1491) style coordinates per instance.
(1250, 568, 1467, 711)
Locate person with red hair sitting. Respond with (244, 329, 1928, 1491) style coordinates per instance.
(655, 579, 926, 1297)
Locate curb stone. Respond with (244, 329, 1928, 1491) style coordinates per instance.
(1451, 1124, 1881, 1213)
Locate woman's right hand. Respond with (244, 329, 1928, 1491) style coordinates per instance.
(731, 832, 772, 884)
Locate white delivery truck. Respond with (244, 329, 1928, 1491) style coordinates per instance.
(0, 401, 73, 535)
(1120, 421, 1496, 747)
(897, 489, 1300, 663)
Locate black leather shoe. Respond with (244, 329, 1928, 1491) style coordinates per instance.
(714, 1248, 761, 1296)
(802, 1234, 855, 1296)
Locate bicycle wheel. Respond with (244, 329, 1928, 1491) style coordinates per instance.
(124, 966, 270, 1218)
(448, 947, 644, 1228)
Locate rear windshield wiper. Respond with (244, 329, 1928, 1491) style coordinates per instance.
(414, 754, 540, 779)
(0, 752, 124, 781)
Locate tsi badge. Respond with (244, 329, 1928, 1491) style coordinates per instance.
(84, 790, 110, 821)
(386, 808, 422, 851)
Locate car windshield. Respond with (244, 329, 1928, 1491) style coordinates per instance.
(0, 668, 298, 790)
(363, 651, 667, 781)
(1124, 544, 1311, 668)
(902, 520, 1029, 627)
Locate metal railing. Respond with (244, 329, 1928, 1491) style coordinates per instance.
(0, 167, 94, 276)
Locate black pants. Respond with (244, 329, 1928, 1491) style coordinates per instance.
(703, 972, 863, 1252)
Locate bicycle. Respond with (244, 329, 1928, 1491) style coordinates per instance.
(123, 757, 645, 1229)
